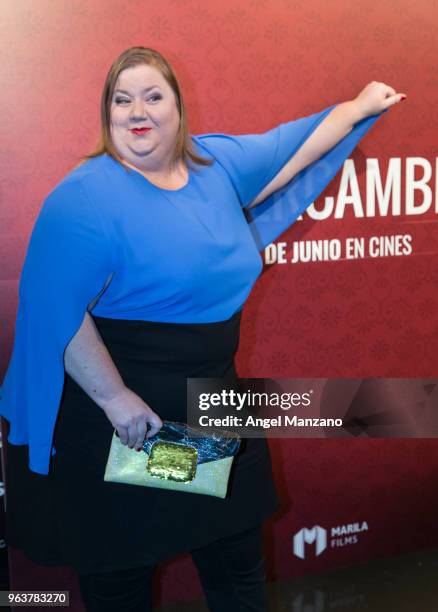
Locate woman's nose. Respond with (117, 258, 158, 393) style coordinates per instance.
(130, 99, 147, 118)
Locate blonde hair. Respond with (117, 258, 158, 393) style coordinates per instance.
(77, 46, 213, 171)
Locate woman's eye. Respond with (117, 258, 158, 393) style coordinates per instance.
(114, 95, 161, 104)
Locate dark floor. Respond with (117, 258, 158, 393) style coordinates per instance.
(155, 548, 438, 611)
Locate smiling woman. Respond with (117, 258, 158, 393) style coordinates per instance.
(110, 64, 182, 177)
(79, 47, 214, 183)
(0, 45, 390, 611)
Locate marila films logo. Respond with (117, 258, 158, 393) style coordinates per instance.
(293, 521, 368, 559)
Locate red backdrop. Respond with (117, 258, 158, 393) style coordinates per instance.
(1, 0, 437, 608)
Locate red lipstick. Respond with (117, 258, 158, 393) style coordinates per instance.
(131, 128, 151, 135)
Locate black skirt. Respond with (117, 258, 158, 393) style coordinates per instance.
(5, 310, 278, 574)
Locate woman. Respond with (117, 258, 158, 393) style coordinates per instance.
(0, 46, 403, 611)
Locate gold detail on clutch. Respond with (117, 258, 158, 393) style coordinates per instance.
(146, 441, 198, 482)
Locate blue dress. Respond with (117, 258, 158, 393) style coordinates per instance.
(0, 103, 386, 477)
(0, 104, 387, 572)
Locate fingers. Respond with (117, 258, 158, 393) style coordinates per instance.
(385, 84, 396, 97)
(134, 420, 147, 450)
(126, 422, 138, 449)
(127, 420, 149, 449)
(387, 93, 407, 108)
(146, 413, 163, 439)
(117, 426, 129, 446)
(372, 81, 407, 107)
(384, 83, 407, 105)
(108, 393, 164, 449)
(118, 414, 163, 449)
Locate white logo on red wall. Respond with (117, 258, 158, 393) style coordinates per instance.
(293, 526, 327, 559)
(293, 521, 368, 559)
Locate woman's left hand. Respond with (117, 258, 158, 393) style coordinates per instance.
(353, 81, 407, 120)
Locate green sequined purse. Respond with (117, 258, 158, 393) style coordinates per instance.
(104, 421, 241, 498)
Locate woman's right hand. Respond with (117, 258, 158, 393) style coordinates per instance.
(100, 387, 163, 450)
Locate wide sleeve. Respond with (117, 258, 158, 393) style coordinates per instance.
(0, 179, 114, 475)
(195, 104, 388, 250)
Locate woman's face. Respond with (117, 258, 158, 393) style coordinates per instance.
(110, 64, 181, 171)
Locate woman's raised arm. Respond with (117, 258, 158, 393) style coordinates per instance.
(248, 82, 406, 208)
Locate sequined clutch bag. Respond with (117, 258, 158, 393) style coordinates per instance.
(104, 421, 241, 498)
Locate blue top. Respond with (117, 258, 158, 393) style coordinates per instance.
(0, 103, 386, 474)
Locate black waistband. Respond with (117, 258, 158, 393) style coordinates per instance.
(92, 308, 242, 329)
(91, 309, 242, 372)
